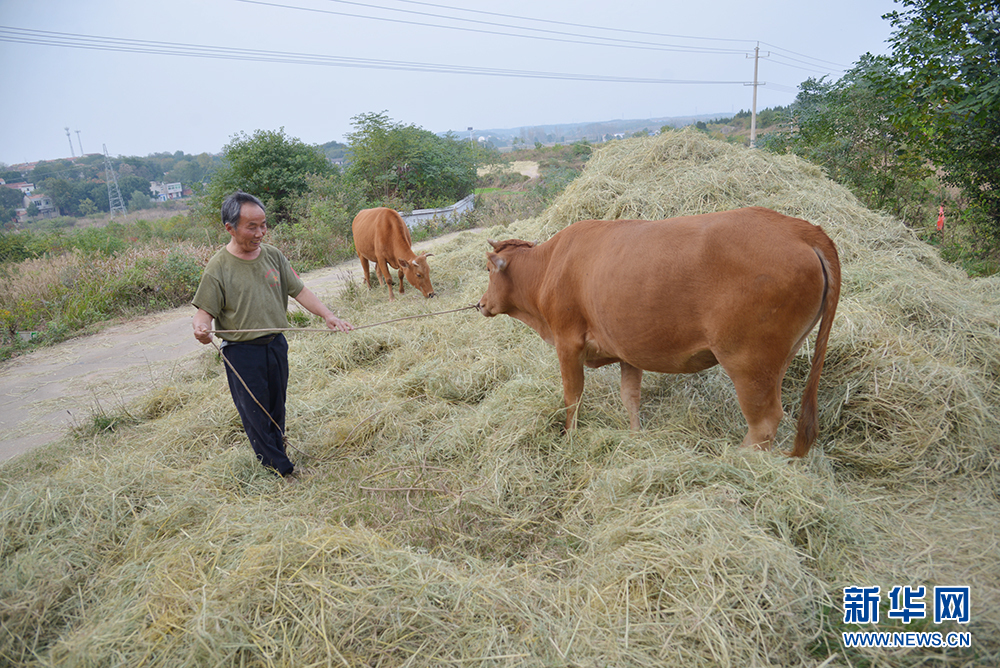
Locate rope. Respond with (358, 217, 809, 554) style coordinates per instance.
(211, 338, 285, 437)
(206, 302, 479, 465)
(210, 304, 479, 336)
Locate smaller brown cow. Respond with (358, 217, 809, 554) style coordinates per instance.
(352, 207, 436, 301)
(477, 207, 841, 457)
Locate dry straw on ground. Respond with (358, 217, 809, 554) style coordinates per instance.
(2, 130, 998, 667)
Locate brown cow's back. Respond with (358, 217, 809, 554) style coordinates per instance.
(536, 209, 829, 373)
(352, 207, 410, 263)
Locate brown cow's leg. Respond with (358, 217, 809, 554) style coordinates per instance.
(620, 361, 643, 431)
(397, 268, 405, 295)
(377, 259, 395, 301)
(359, 256, 372, 287)
(729, 369, 785, 451)
(557, 346, 586, 431)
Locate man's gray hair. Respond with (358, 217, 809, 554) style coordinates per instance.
(221, 191, 265, 228)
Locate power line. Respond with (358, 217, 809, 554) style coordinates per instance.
(236, 0, 848, 82)
(264, 0, 847, 73)
(0, 26, 751, 85)
(761, 82, 799, 94)
(760, 41, 848, 70)
(237, 0, 751, 55)
(385, 0, 756, 45)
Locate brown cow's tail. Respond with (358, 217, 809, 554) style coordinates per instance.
(791, 242, 841, 458)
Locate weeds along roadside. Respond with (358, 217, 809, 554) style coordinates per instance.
(0, 158, 575, 363)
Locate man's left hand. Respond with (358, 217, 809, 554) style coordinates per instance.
(324, 314, 354, 332)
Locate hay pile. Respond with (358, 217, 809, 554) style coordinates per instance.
(533, 130, 1000, 481)
(2, 130, 998, 667)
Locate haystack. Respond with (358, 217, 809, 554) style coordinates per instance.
(523, 129, 1000, 482)
(2, 129, 997, 667)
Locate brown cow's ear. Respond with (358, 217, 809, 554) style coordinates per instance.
(488, 253, 507, 271)
(398, 258, 410, 267)
(487, 239, 499, 249)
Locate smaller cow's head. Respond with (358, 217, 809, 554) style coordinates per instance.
(477, 239, 534, 317)
(399, 253, 435, 297)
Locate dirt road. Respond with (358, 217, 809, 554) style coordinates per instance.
(0, 232, 473, 463)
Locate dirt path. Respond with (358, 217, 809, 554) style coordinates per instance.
(0, 231, 476, 463)
(477, 160, 540, 180)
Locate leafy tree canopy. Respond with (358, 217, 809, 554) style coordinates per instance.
(204, 128, 333, 225)
(346, 112, 475, 210)
(884, 0, 1000, 241)
(771, 54, 930, 220)
(0, 186, 24, 210)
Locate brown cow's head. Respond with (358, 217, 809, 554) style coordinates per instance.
(478, 239, 535, 317)
(398, 253, 435, 297)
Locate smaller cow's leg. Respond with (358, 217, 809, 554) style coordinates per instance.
(376, 259, 395, 301)
(359, 256, 372, 287)
(556, 346, 586, 431)
(397, 268, 405, 295)
(620, 361, 643, 431)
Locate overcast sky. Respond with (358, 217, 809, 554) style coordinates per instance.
(0, 0, 900, 166)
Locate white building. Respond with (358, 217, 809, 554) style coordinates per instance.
(150, 181, 184, 201)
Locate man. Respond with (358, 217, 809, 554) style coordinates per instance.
(192, 191, 352, 478)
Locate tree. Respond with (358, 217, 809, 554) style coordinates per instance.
(773, 55, 931, 221)
(884, 0, 1000, 242)
(79, 198, 98, 216)
(118, 175, 151, 204)
(120, 156, 165, 182)
(39, 178, 78, 216)
(165, 154, 217, 191)
(346, 112, 475, 209)
(204, 128, 333, 224)
(128, 190, 154, 211)
(0, 185, 24, 226)
(30, 160, 73, 183)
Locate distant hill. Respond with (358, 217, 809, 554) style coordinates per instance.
(445, 113, 729, 148)
(318, 140, 349, 164)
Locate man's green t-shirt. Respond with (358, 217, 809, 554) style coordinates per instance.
(192, 244, 305, 342)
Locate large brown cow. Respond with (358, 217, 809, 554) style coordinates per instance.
(352, 207, 436, 301)
(477, 207, 841, 457)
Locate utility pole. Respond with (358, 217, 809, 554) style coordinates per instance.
(65, 127, 75, 158)
(75, 130, 84, 156)
(745, 43, 769, 148)
(103, 144, 127, 218)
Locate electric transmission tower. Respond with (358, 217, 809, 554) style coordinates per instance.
(103, 144, 127, 218)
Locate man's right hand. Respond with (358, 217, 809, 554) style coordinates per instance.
(192, 309, 215, 345)
(193, 323, 213, 345)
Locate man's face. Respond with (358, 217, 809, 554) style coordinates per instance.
(227, 203, 266, 254)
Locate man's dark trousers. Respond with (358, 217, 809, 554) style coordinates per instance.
(222, 334, 294, 475)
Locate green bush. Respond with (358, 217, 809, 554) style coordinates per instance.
(158, 250, 204, 302)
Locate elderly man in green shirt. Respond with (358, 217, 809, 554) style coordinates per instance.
(192, 191, 352, 478)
